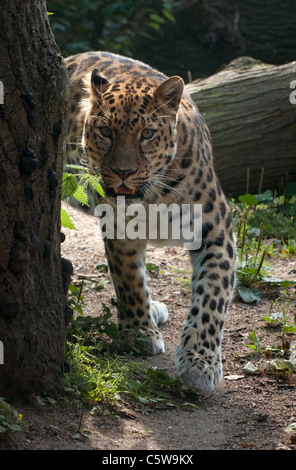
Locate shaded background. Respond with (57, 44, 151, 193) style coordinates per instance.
(48, 0, 296, 81)
(48, 0, 296, 197)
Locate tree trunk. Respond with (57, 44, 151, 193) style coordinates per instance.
(0, 1, 70, 396)
(186, 57, 296, 196)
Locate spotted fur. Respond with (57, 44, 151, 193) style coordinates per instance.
(65, 51, 236, 393)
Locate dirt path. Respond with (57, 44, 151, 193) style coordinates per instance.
(2, 204, 296, 451)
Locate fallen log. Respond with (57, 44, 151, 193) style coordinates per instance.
(186, 57, 296, 196)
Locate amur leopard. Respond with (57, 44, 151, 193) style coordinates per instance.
(65, 51, 236, 394)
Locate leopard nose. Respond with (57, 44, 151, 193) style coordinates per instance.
(112, 168, 137, 180)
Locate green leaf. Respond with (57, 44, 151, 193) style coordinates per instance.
(73, 185, 89, 207)
(146, 262, 159, 276)
(80, 427, 91, 438)
(284, 182, 296, 198)
(35, 396, 46, 406)
(96, 263, 108, 272)
(238, 286, 261, 303)
(285, 325, 296, 334)
(243, 344, 257, 351)
(127, 378, 140, 392)
(149, 13, 165, 24)
(262, 312, 283, 324)
(242, 361, 259, 375)
(254, 189, 274, 203)
(65, 164, 89, 171)
(238, 194, 258, 206)
(94, 278, 109, 290)
(138, 395, 152, 405)
(285, 422, 296, 433)
(148, 22, 161, 31)
(95, 183, 105, 198)
(249, 330, 261, 350)
(103, 321, 119, 340)
(61, 208, 77, 230)
(271, 360, 295, 373)
(62, 173, 78, 199)
(147, 368, 176, 386)
(243, 331, 261, 353)
(162, 9, 176, 23)
(181, 402, 198, 409)
(71, 316, 93, 330)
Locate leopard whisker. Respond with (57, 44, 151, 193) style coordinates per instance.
(146, 175, 186, 203)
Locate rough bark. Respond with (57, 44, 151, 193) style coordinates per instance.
(0, 1, 70, 396)
(186, 57, 296, 196)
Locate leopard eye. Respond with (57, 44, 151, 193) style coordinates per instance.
(141, 128, 156, 140)
(99, 126, 112, 138)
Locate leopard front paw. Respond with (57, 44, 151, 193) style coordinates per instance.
(119, 327, 165, 355)
(151, 301, 168, 326)
(175, 334, 223, 394)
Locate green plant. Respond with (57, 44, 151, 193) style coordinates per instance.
(0, 398, 23, 437)
(235, 216, 268, 303)
(233, 187, 296, 241)
(64, 332, 198, 409)
(67, 282, 86, 315)
(48, 0, 176, 57)
(243, 290, 296, 373)
(280, 239, 296, 257)
(237, 219, 267, 284)
(263, 291, 296, 344)
(64, 285, 199, 409)
(68, 300, 119, 349)
(146, 262, 162, 277)
(232, 184, 296, 302)
(243, 330, 262, 354)
(61, 164, 105, 229)
(244, 330, 284, 358)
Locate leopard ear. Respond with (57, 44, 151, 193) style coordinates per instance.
(90, 68, 111, 98)
(154, 76, 184, 114)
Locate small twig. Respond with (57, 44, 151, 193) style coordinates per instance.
(77, 407, 84, 434)
(258, 167, 264, 194)
(77, 280, 84, 304)
(246, 167, 250, 194)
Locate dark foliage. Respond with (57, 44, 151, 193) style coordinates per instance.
(48, 0, 296, 80)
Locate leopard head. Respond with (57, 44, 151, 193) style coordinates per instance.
(82, 69, 184, 200)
